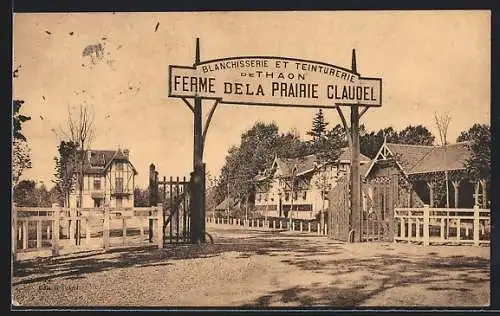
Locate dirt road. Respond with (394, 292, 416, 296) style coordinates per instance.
(12, 223, 490, 307)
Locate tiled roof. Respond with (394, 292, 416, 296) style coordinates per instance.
(78, 149, 137, 175)
(368, 142, 472, 177)
(408, 142, 470, 174)
(257, 148, 370, 179)
(385, 143, 435, 172)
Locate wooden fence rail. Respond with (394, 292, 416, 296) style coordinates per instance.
(394, 205, 490, 246)
(12, 204, 164, 261)
(206, 216, 328, 236)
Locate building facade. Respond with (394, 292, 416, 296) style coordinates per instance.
(69, 148, 138, 208)
(254, 148, 370, 220)
(363, 140, 488, 211)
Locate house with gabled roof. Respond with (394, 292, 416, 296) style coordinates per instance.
(69, 148, 138, 208)
(254, 148, 370, 220)
(363, 138, 488, 209)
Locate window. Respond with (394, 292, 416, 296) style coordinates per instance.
(94, 178, 101, 190)
(285, 192, 289, 201)
(116, 178, 123, 193)
(116, 163, 123, 171)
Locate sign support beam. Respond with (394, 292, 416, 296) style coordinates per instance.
(191, 38, 204, 244)
(350, 49, 362, 243)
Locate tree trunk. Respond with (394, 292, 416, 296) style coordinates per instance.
(320, 191, 325, 234)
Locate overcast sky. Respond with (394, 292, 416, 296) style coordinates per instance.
(13, 11, 490, 188)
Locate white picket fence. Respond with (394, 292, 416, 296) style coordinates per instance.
(12, 204, 164, 261)
(394, 205, 490, 246)
(207, 216, 328, 236)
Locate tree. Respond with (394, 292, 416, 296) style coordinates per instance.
(360, 126, 398, 159)
(458, 124, 491, 183)
(215, 122, 305, 214)
(457, 123, 490, 143)
(12, 140, 32, 185)
(360, 125, 435, 159)
(134, 187, 149, 207)
(58, 105, 95, 207)
(53, 141, 78, 207)
(13, 180, 37, 206)
(306, 109, 329, 141)
(398, 125, 435, 146)
(13, 100, 31, 142)
(434, 112, 452, 208)
(12, 65, 32, 185)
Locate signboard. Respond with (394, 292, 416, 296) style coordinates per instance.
(169, 56, 382, 108)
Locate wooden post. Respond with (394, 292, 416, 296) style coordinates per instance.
(103, 207, 110, 251)
(69, 209, 76, 245)
(408, 217, 413, 240)
(427, 182, 435, 208)
(452, 180, 460, 208)
(22, 221, 28, 250)
(473, 205, 480, 246)
(440, 217, 445, 240)
(157, 203, 164, 248)
(456, 218, 461, 240)
(52, 204, 60, 256)
(423, 205, 430, 246)
(47, 225, 51, 241)
(400, 216, 405, 240)
(12, 204, 17, 261)
(148, 164, 157, 243)
(273, 220, 276, 229)
(300, 221, 303, 232)
(36, 219, 42, 249)
(481, 180, 488, 209)
(308, 222, 311, 233)
(317, 223, 320, 235)
(85, 216, 91, 246)
(349, 49, 362, 243)
(139, 216, 144, 244)
(122, 216, 127, 245)
(190, 38, 204, 244)
(280, 220, 283, 229)
(292, 221, 295, 231)
(324, 224, 328, 235)
(474, 181, 480, 207)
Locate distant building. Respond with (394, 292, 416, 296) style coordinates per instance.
(254, 148, 370, 220)
(363, 139, 488, 209)
(69, 148, 138, 208)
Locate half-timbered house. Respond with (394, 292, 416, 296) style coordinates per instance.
(254, 148, 370, 220)
(69, 148, 138, 208)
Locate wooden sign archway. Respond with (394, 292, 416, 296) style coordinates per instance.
(168, 38, 383, 243)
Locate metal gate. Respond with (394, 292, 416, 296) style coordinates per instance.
(328, 175, 351, 241)
(361, 174, 399, 241)
(149, 164, 193, 244)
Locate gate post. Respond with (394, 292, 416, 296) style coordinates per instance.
(52, 203, 60, 256)
(157, 203, 164, 249)
(149, 164, 158, 243)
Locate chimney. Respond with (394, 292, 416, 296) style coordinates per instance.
(123, 149, 129, 159)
